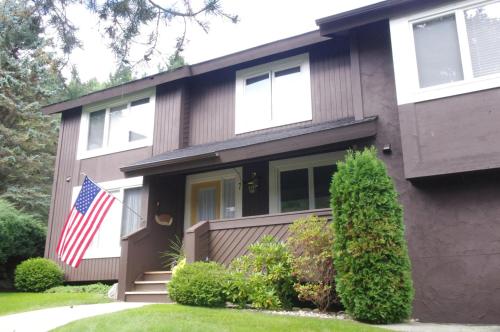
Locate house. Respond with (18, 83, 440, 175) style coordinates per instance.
(43, 0, 500, 324)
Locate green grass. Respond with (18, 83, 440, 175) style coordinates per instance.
(0, 292, 110, 316)
(54, 304, 388, 332)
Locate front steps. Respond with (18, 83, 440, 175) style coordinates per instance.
(124, 271, 172, 303)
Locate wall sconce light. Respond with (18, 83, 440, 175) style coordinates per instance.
(383, 144, 392, 155)
(245, 172, 259, 194)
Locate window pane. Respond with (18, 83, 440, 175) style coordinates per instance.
(413, 14, 464, 88)
(272, 65, 309, 125)
(465, 2, 500, 77)
(198, 187, 217, 221)
(86, 189, 121, 256)
(128, 99, 150, 142)
(87, 110, 105, 150)
(241, 72, 271, 130)
(314, 165, 337, 209)
(121, 187, 143, 237)
(222, 178, 236, 219)
(280, 169, 309, 212)
(108, 104, 128, 147)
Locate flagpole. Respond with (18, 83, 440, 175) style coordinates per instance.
(81, 173, 146, 222)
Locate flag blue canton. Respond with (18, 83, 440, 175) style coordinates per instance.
(75, 177, 101, 214)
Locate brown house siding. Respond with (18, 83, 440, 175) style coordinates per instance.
(186, 39, 355, 146)
(45, 108, 121, 281)
(357, 21, 500, 324)
(399, 88, 500, 179)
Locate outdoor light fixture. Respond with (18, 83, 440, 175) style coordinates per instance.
(245, 172, 259, 194)
(383, 144, 392, 154)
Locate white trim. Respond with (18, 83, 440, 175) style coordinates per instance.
(77, 89, 156, 160)
(268, 152, 345, 214)
(390, 0, 500, 105)
(184, 168, 243, 231)
(70, 176, 143, 259)
(235, 53, 312, 134)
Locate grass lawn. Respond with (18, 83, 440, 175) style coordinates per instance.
(54, 304, 388, 332)
(0, 292, 110, 316)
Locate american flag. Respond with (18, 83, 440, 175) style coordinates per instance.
(56, 177, 116, 268)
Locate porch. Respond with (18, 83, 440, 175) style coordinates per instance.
(117, 117, 377, 301)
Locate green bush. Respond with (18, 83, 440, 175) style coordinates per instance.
(229, 236, 294, 309)
(287, 215, 336, 312)
(168, 262, 229, 307)
(15, 258, 64, 292)
(0, 199, 46, 286)
(330, 148, 414, 323)
(45, 283, 110, 295)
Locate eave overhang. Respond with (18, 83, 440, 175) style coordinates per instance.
(121, 116, 378, 177)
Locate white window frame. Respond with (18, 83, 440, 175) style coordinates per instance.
(184, 168, 243, 231)
(390, 0, 500, 105)
(77, 89, 156, 160)
(269, 151, 345, 214)
(235, 53, 312, 134)
(70, 176, 143, 259)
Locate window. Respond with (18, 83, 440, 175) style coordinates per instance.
(71, 177, 144, 259)
(77, 90, 155, 159)
(235, 53, 312, 134)
(184, 168, 243, 230)
(390, 0, 500, 104)
(269, 152, 343, 214)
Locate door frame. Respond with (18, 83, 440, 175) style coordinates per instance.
(184, 167, 243, 231)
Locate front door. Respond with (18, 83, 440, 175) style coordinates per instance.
(190, 180, 221, 226)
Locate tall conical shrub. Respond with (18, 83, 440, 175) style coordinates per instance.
(330, 147, 413, 323)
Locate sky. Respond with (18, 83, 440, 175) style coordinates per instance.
(65, 0, 383, 81)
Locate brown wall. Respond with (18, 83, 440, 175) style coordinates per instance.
(356, 21, 500, 324)
(187, 39, 355, 146)
(399, 88, 500, 178)
(45, 108, 121, 281)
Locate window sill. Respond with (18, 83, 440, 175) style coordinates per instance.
(77, 141, 152, 160)
(398, 74, 500, 105)
(83, 250, 121, 260)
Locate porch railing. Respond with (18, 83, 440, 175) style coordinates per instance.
(185, 208, 332, 265)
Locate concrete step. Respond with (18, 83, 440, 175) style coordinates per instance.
(134, 280, 169, 292)
(142, 271, 172, 282)
(124, 291, 172, 303)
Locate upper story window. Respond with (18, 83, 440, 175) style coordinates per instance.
(77, 89, 155, 159)
(390, 0, 500, 104)
(235, 53, 312, 134)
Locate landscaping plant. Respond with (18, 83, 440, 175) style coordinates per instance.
(229, 235, 295, 309)
(287, 215, 336, 311)
(330, 147, 414, 323)
(15, 258, 64, 292)
(168, 261, 229, 307)
(45, 283, 111, 295)
(0, 199, 46, 287)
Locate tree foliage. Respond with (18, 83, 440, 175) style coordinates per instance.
(0, 199, 46, 287)
(330, 148, 414, 323)
(0, 0, 61, 221)
(32, 0, 237, 65)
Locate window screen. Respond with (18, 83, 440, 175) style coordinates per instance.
(280, 169, 309, 212)
(87, 110, 105, 150)
(413, 14, 464, 87)
(313, 165, 337, 209)
(465, 2, 500, 77)
(121, 187, 143, 237)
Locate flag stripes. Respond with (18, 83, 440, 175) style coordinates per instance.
(56, 177, 116, 268)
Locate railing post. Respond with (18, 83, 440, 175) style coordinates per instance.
(185, 220, 210, 263)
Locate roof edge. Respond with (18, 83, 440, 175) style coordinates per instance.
(43, 30, 328, 115)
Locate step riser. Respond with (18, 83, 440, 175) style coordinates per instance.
(143, 273, 172, 282)
(134, 283, 168, 292)
(125, 293, 172, 303)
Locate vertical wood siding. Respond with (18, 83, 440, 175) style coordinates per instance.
(153, 84, 185, 155)
(186, 40, 354, 146)
(45, 108, 120, 281)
